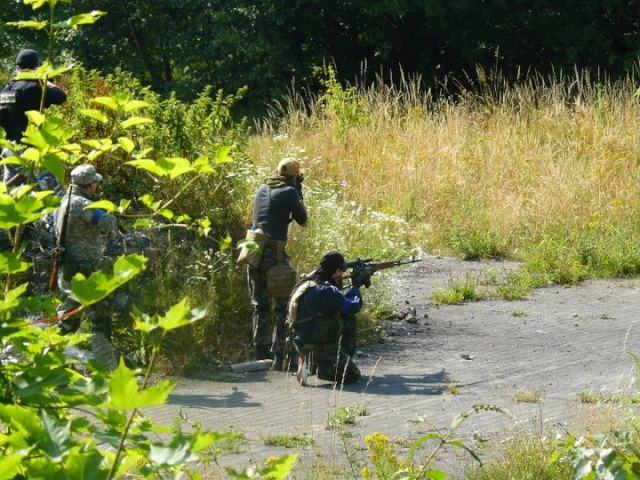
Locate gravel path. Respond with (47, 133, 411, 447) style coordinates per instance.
(145, 256, 640, 478)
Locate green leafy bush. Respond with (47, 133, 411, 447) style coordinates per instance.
(0, 2, 295, 478)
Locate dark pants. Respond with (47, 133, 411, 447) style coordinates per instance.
(294, 314, 361, 384)
(247, 243, 290, 359)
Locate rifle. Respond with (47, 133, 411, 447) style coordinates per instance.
(47, 185, 72, 291)
(341, 256, 422, 288)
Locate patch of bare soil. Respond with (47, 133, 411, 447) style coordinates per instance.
(147, 256, 640, 478)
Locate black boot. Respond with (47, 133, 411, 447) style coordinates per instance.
(272, 353, 284, 371)
(273, 353, 298, 372)
(254, 345, 272, 361)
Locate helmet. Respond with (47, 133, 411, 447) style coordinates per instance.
(16, 49, 40, 69)
(277, 158, 300, 177)
(320, 251, 347, 273)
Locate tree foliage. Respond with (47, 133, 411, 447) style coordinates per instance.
(2, 0, 637, 117)
(0, 0, 295, 477)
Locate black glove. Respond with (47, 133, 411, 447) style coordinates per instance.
(352, 272, 371, 289)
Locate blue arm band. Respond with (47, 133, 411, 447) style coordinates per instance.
(90, 209, 106, 225)
(341, 296, 360, 315)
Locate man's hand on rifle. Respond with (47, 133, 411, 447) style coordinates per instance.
(351, 272, 372, 289)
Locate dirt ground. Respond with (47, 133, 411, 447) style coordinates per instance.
(146, 256, 640, 478)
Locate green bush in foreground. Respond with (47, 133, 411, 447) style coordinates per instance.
(0, 1, 295, 477)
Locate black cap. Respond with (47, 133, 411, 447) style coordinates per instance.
(320, 251, 347, 273)
(16, 49, 40, 69)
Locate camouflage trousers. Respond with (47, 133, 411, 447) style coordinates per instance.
(57, 260, 117, 369)
(293, 314, 361, 384)
(246, 244, 290, 359)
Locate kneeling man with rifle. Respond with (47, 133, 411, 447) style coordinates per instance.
(287, 251, 367, 385)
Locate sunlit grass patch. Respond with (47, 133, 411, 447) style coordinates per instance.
(216, 429, 248, 454)
(448, 382, 462, 395)
(326, 404, 370, 430)
(577, 390, 640, 404)
(513, 388, 543, 403)
(465, 424, 573, 479)
(431, 274, 482, 305)
(262, 433, 315, 448)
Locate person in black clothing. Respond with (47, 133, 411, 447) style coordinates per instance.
(247, 158, 308, 368)
(288, 251, 365, 386)
(0, 48, 67, 192)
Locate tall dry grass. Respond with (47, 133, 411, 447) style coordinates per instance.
(248, 67, 640, 280)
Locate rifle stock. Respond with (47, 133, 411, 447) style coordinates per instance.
(48, 185, 72, 291)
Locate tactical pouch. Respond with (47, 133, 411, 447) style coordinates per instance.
(237, 229, 268, 267)
(266, 263, 297, 299)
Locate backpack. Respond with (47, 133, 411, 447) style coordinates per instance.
(286, 277, 341, 337)
(0, 82, 20, 134)
(286, 279, 318, 331)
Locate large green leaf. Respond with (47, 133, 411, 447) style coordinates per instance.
(63, 447, 109, 480)
(84, 200, 117, 213)
(149, 437, 198, 466)
(133, 298, 207, 333)
(65, 11, 106, 29)
(117, 137, 135, 153)
(71, 254, 146, 306)
(214, 145, 234, 164)
(103, 360, 175, 410)
(0, 193, 45, 228)
(126, 159, 164, 177)
(41, 155, 67, 186)
(122, 100, 151, 113)
(0, 251, 30, 275)
(0, 284, 29, 316)
(157, 157, 192, 179)
(0, 454, 24, 480)
(120, 116, 154, 129)
(79, 109, 108, 123)
(91, 97, 119, 111)
(6, 20, 47, 30)
(0, 404, 44, 447)
(127, 157, 194, 179)
(40, 412, 72, 460)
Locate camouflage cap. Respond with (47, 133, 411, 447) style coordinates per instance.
(70, 164, 103, 187)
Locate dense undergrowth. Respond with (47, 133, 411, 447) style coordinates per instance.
(2, 1, 640, 477)
(4, 55, 640, 374)
(8, 59, 640, 373)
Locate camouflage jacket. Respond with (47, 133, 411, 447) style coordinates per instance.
(54, 185, 118, 265)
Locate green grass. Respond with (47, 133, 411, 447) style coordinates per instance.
(262, 433, 315, 448)
(326, 404, 370, 430)
(513, 388, 543, 403)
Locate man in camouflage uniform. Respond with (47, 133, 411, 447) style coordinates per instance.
(54, 164, 119, 369)
(247, 158, 308, 369)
